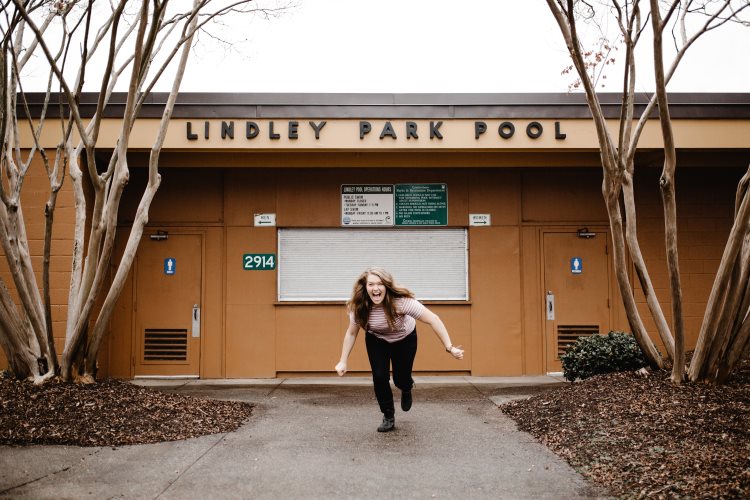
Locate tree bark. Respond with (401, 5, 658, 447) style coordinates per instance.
(622, 171, 675, 360)
(650, 0, 685, 383)
(605, 181, 665, 369)
(689, 164, 750, 381)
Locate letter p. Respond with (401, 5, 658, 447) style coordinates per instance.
(475, 121, 487, 139)
(360, 121, 372, 139)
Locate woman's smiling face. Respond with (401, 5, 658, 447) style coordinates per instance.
(366, 273, 386, 305)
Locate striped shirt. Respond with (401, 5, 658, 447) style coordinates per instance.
(350, 297, 426, 343)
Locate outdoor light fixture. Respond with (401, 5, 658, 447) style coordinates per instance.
(577, 227, 596, 239)
(149, 230, 169, 241)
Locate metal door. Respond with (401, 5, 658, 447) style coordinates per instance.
(543, 231, 610, 373)
(134, 233, 202, 376)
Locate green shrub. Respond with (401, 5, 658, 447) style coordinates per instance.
(560, 331, 647, 382)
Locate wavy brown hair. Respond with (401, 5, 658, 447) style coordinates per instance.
(347, 267, 415, 331)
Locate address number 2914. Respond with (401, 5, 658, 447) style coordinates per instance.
(243, 254, 276, 270)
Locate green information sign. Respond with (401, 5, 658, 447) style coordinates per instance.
(395, 183, 448, 226)
(243, 254, 276, 270)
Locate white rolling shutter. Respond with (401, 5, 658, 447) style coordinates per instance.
(278, 228, 468, 301)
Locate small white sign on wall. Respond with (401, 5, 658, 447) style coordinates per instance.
(254, 213, 276, 227)
(469, 214, 491, 226)
(341, 185, 395, 226)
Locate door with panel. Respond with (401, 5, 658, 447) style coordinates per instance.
(543, 231, 611, 373)
(134, 233, 202, 376)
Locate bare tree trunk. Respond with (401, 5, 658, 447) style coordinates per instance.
(3, 0, 283, 383)
(650, 0, 685, 383)
(546, 0, 665, 369)
(0, 280, 38, 377)
(0, 200, 50, 366)
(712, 248, 750, 383)
(83, 177, 161, 378)
(718, 303, 750, 383)
(83, 0, 202, 378)
(605, 183, 665, 369)
(690, 166, 750, 381)
(65, 149, 87, 342)
(622, 172, 675, 360)
(60, 0, 153, 380)
(42, 189, 61, 373)
(691, 167, 750, 381)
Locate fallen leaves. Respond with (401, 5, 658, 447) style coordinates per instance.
(502, 358, 750, 498)
(0, 377, 252, 446)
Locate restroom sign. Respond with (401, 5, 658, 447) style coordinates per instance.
(164, 258, 176, 275)
(571, 257, 582, 274)
(254, 213, 276, 227)
(469, 214, 491, 226)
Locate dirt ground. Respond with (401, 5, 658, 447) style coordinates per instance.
(502, 358, 750, 499)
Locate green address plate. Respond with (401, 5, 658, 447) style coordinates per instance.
(243, 254, 276, 270)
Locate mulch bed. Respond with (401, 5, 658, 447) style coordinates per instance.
(2, 365, 749, 498)
(502, 359, 750, 499)
(0, 377, 252, 447)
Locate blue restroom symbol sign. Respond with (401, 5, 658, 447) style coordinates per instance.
(164, 258, 176, 275)
(571, 257, 582, 274)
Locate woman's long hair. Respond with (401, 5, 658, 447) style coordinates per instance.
(347, 267, 414, 331)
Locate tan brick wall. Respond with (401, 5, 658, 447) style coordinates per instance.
(3, 152, 743, 377)
(0, 153, 75, 370)
(633, 167, 741, 350)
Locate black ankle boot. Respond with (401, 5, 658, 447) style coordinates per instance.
(401, 390, 412, 412)
(377, 415, 395, 432)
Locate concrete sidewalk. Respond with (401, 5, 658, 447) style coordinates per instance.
(131, 374, 566, 386)
(0, 377, 608, 500)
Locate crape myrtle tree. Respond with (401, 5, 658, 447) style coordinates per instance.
(546, 0, 750, 383)
(0, 0, 283, 383)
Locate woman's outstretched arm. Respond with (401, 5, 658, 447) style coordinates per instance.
(335, 322, 360, 376)
(418, 308, 464, 359)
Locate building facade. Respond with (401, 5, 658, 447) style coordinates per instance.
(9, 93, 750, 378)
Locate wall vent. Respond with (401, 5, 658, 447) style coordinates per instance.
(143, 329, 188, 361)
(557, 325, 599, 358)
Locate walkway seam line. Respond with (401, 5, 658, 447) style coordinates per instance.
(465, 376, 491, 401)
(153, 433, 226, 500)
(0, 449, 102, 496)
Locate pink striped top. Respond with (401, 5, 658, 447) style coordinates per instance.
(350, 297, 426, 343)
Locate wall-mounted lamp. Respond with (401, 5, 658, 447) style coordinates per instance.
(149, 230, 169, 241)
(577, 227, 596, 239)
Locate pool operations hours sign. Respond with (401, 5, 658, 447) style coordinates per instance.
(341, 185, 394, 226)
(341, 184, 448, 226)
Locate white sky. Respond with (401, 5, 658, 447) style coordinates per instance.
(19, 1, 750, 94)
(175, 0, 749, 94)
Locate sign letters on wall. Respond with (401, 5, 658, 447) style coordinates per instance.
(186, 120, 568, 142)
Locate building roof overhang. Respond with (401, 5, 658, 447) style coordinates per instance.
(18, 92, 750, 120)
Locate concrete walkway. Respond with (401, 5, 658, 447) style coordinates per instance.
(0, 376, 609, 499)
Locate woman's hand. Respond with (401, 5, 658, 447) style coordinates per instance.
(335, 361, 347, 376)
(448, 345, 464, 360)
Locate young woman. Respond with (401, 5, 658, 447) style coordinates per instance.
(335, 267, 464, 432)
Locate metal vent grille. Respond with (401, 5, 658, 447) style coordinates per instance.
(557, 325, 599, 358)
(143, 329, 188, 361)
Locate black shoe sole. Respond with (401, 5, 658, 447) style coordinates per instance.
(377, 419, 395, 432)
(401, 392, 412, 412)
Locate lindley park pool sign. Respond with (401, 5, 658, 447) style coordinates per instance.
(185, 119, 568, 143)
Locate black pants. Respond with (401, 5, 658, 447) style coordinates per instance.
(365, 329, 418, 417)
